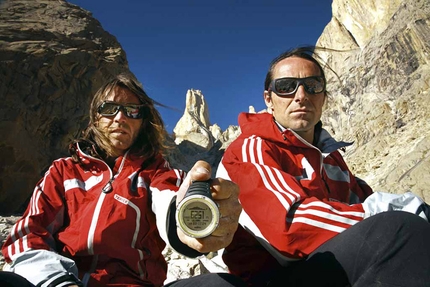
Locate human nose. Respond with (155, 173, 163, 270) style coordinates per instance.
(293, 84, 308, 102)
(113, 108, 127, 122)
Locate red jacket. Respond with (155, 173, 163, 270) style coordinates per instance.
(217, 113, 373, 285)
(2, 144, 187, 287)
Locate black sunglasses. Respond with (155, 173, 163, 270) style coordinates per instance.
(97, 101, 147, 119)
(269, 76, 325, 96)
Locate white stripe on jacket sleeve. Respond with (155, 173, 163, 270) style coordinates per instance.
(362, 191, 429, 221)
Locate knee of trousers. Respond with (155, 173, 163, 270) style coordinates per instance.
(362, 210, 430, 240)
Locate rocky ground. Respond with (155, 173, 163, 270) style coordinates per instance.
(0, 216, 20, 269)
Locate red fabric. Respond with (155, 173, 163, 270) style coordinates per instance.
(220, 113, 373, 285)
(2, 146, 185, 287)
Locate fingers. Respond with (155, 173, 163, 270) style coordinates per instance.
(209, 215, 239, 238)
(176, 161, 241, 253)
(210, 177, 239, 200)
(177, 178, 241, 254)
(209, 195, 241, 238)
(196, 235, 234, 253)
(210, 178, 241, 234)
(180, 210, 240, 253)
(178, 226, 236, 254)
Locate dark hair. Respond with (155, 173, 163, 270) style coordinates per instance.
(264, 46, 327, 91)
(70, 73, 168, 162)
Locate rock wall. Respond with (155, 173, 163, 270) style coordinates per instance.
(0, 0, 131, 214)
(316, 0, 430, 201)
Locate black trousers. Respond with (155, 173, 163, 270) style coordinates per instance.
(0, 271, 35, 287)
(268, 211, 430, 287)
(0, 271, 246, 287)
(165, 273, 246, 286)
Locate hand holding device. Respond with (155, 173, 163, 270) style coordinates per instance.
(176, 180, 220, 238)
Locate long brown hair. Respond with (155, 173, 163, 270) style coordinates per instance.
(70, 73, 168, 162)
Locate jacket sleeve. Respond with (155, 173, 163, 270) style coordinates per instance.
(362, 191, 429, 221)
(1, 161, 82, 287)
(218, 137, 429, 260)
(147, 157, 203, 258)
(329, 151, 429, 221)
(217, 138, 367, 259)
(328, 151, 373, 203)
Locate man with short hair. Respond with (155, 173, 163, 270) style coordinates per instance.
(217, 47, 430, 286)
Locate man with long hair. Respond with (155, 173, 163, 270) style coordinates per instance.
(1, 73, 245, 287)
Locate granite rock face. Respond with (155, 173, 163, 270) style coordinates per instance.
(0, 0, 131, 214)
(167, 89, 241, 176)
(173, 89, 214, 150)
(317, 0, 430, 201)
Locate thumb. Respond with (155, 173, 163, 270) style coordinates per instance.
(189, 160, 211, 182)
(176, 161, 211, 204)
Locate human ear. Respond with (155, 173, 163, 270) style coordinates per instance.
(264, 90, 274, 112)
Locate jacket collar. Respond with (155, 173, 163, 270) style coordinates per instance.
(238, 112, 352, 153)
(74, 142, 145, 170)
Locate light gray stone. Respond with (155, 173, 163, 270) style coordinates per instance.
(316, 0, 430, 201)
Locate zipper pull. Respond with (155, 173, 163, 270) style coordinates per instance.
(102, 179, 113, 193)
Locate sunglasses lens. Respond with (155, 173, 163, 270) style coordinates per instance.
(303, 77, 325, 94)
(98, 102, 145, 119)
(98, 102, 119, 116)
(273, 77, 325, 95)
(275, 78, 298, 95)
(123, 106, 143, 119)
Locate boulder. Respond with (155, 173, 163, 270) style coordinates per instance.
(0, 0, 132, 214)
